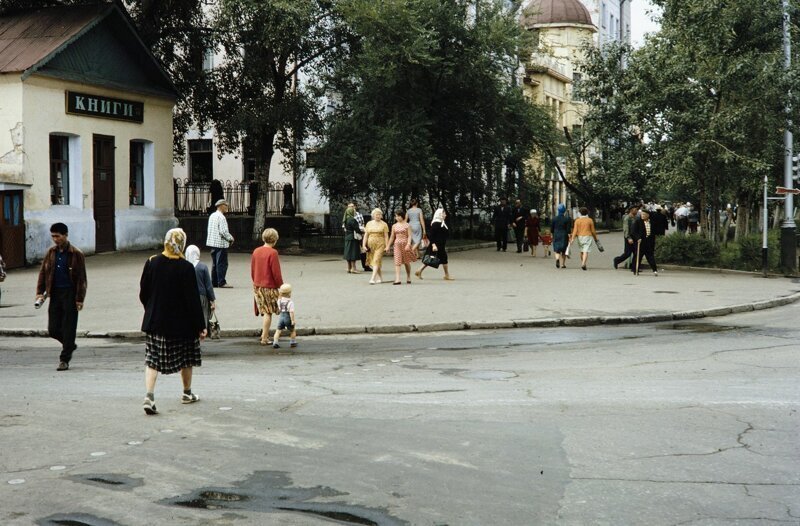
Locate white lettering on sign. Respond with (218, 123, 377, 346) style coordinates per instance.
(66, 91, 143, 122)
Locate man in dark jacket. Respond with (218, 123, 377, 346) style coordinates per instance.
(492, 197, 513, 252)
(511, 199, 528, 253)
(36, 223, 87, 371)
(630, 210, 658, 275)
(650, 206, 669, 236)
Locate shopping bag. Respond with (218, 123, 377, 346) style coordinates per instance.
(209, 312, 221, 340)
(422, 253, 441, 268)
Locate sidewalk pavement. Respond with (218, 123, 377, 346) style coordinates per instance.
(1, 232, 799, 338)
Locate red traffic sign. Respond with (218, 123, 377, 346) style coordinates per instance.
(775, 186, 800, 195)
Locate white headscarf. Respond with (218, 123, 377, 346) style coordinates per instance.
(185, 245, 200, 267)
(432, 208, 447, 229)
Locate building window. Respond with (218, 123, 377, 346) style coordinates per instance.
(202, 47, 215, 71)
(50, 135, 70, 205)
(188, 139, 213, 182)
(130, 141, 145, 205)
(601, 3, 607, 28)
(610, 14, 615, 39)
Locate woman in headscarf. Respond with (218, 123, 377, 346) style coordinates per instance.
(342, 207, 362, 273)
(524, 209, 541, 257)
(185, 245, 215, 330)
(139, 228, 207, 415)
(414, 208, 454, 281)
(551, 204, 572, 269)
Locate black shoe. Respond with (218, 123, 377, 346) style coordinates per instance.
(556, 261, 560, 268)
(363, 266, 373, 271)
(57, 361, 69, 371)
(613, 260, 618, 269)
(143, 398, 158, 415)
(581, 265, 587, 271)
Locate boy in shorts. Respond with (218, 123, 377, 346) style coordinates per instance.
(272, 283, 296, 349)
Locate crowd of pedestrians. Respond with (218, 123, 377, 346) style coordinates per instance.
(13, 193, 732, 415)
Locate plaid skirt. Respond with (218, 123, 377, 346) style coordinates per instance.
(145, 333, 201, 375)
(254, 286, 280, 316)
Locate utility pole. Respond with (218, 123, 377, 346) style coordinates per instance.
(781, 0, 798, 273)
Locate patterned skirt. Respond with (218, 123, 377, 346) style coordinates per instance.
(145, 333, 201, 375)
(254, 286, 280, 316)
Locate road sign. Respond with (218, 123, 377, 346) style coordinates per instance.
(775, 186, 800, 195)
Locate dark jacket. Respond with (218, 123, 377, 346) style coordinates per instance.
(492, 205, 513, 227)
(140, 254, 206, 337)
(36, 243, 87, 302)
(511, 206, 528, 228)
(650, 211, 668, 236)
(428, 221, 449, 249)
(631, 218, 656, 249)
(194, 261, 215, 301)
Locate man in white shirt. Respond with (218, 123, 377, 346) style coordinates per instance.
(206, 199, 234, 288)
(674, 202, 690, 235)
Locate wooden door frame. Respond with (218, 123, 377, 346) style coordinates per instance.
(92, 134, 116, 252)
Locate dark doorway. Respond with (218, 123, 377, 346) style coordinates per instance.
(0, 190, 25, 268)
(93, 135, 116, 252)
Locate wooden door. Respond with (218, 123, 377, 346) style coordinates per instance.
(93, 135, 115, 252)
(0, 191, 25, 268)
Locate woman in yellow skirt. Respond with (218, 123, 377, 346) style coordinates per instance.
(362, 208, 389, 284)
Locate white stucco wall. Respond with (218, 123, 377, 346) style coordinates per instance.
(0, 75, 25, 185)
(21, 75, 177, 261)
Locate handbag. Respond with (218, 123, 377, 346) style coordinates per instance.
(422, 253, 441, 268)
(523, 239, 529, 252)
(565, 241, 572, 257)
(595, 239, 604, 252)
(209, 312, 221, 340)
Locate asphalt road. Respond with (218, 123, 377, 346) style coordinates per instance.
(1, 304, 798, 525)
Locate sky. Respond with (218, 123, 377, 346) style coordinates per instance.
(630, 0, 662, 47)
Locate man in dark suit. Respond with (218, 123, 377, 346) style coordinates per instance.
(511, 199, 528, 253)
(630, 209, 658, 276)
(492, 197, 513, 252)
(650, 206, 668, 236)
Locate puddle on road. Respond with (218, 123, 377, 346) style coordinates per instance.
(37, 513, 122, 526)
(69, 473, 144, 491)
(164, 470, 408, 525)
(656, 323, 737, 333)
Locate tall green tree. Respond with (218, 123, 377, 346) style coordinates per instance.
(315, 0, 553, 220)
(201, 0, 352, 239)
(624, 0, 796, 242)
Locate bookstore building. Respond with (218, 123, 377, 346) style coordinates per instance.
(0, 3, 177, 268)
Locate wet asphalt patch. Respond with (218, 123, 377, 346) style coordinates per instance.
(69, 473, 143, 491)
(36, 514, 122, 526)
(163, 470, 408, 525)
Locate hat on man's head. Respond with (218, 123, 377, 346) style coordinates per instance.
(215, 199, 228, 207)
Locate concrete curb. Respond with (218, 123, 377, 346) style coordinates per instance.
(659, 264, 797, 279)
(4, 291, 799, 341)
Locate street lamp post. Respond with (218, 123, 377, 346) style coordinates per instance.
(781, 0, 798, 273)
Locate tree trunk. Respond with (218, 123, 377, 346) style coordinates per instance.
(734, 192, 751, 242)
(252, 130, 277, 240)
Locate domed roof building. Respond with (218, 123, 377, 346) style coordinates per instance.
(521, 0, 595, 30)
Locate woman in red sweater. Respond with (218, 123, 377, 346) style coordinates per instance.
(251, 228, 284, 345)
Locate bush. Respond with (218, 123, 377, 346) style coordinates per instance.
(655, 234, 720, 267)
(730, 231, 780, 271)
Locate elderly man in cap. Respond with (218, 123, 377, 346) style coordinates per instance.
(206, 199, 234, 288)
